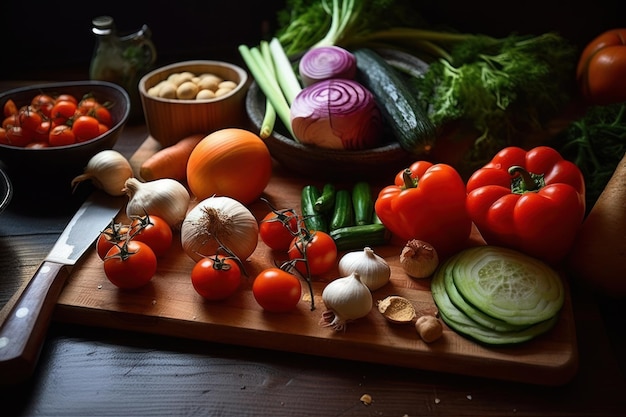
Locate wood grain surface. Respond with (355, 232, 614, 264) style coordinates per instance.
(54, 137, 578, 386)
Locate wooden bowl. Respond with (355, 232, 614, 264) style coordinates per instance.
(0, 81, 130, 206)
(139, 60, 250, 147)
(245, 81, 414, 181)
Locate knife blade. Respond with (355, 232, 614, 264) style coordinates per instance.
(0, 190, 124, 383)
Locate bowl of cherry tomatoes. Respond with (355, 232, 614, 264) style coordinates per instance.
(0, 80, 130, 206)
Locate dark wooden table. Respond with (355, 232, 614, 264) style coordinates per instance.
(1, 81, 625, 417)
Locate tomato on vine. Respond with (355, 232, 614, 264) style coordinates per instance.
(103, 240, 157, 289)
(96, 221, 130, 260)
(288, 229, 337, 277)
(191, 255, 242, 301)
(259, 207, 299, 251)
(129, 214, 172, 258)
(252, 268, 302, 312)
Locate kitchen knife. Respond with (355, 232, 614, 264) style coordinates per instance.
(0, 190, 124, 384)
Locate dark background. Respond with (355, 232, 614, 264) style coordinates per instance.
(2, 0, 620, 81)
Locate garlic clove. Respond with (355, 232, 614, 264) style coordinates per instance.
(124, 177, 190, 229)
(321, 272, 373, 332)
(377, 295, 416, 324)
(71, 149, 134, 196)
(338, 247, 390, 291)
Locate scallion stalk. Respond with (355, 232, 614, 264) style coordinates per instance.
(259, 41, 277, 139)
(238, 44, 297, 139)
(269, 37, 302, 105)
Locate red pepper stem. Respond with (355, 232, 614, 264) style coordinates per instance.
(508, 165, 539, 192)
(402, 169, 417, 189)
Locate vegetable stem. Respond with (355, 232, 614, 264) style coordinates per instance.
(268, 37, 302, 104)
(259, 41, 277, 139)
(238, 44, 297, 139)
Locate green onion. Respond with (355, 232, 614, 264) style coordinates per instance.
(259, 41, 277, 139)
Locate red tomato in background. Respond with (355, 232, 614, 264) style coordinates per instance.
(72, 115, 101, 142)
(5, 126, 31, 147)
(252, 268, 302, 312)
(48, 124, 75, 146)
(31, 94, 55, 118)
(577, 28, 626, 105)
(18, 106, 42, 132)
(103, 240, 157, 289)
(288, 230, 337, 276)
(191, 255, 242, 301)
(50, 100, 78, 126)
(129, 215, 173, 258)
(259, 209, 299, 251)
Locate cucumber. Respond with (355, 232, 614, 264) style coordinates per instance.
(330, 189, 354, 231)
(430, 246, 564, 345)
(354, 48, 436, 155)
(301, 185, 328, 233)
(314, 183, 336, 213)
(330, 223, 390, 251)
(351, 181, 373, 226)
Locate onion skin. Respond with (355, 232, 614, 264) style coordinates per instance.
(299, 46, 357, 87)
(290, 79, 383, 150)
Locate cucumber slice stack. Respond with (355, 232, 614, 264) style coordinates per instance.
(431, 246, 564, 345)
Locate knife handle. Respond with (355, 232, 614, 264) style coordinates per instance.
(0, 261, 69, 384)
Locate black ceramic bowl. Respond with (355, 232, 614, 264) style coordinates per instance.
(245, 81, 415, 181)
(0, 81, 130, 205)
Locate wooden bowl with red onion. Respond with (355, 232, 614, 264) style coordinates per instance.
(245, 46, 424, 181)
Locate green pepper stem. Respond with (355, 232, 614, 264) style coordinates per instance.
(508, 165, 543, 193)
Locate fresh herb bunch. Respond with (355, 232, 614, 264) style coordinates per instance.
(553, 102, 626, 210)
(275, 0, 429, 56)
(412, 32, 578, 172)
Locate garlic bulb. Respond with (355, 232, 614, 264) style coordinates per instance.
(338, 247, 390, 291)
(181, 195, 258, 262)
(124, 177, 190, 229)
(71, 149, 133, 196)
(321, 272, 373, 331)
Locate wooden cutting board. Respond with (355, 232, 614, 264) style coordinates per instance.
(54, 137, 578, 386)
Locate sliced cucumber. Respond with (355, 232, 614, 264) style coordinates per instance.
(451, 246, 564, 326)
(440, 258, 528, 332)
(430, 245, 564, 345)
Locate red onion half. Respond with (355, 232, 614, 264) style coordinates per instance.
(290, 79, 383, 150)
(299, 46, 357, 87)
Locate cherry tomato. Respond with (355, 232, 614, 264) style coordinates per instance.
(96, 222, 131, 260)
(129, 214, 173, 258)
(288, 230, 337, 276)
(33, 120, 51, 142)
(191, 255, 242, 301)
(5, 125, 32, 147)
(3, 99, 17, 117)
(49, 124, 75, 146)
(55, 94, 78, 104)
(26, 141, 49, 149)
(18, 106, 43, 132)
(0, 128, 8, 145)
(577, 28, 626, 105)
(259, 209, 299, 251)
(252, 268, 302, 312)
(31, 94, 55, 118)
(50, 100, 77, 126)
(103, 240, 157, 289)
(2, 114, 18, 129)
(72, 115, 101, 142)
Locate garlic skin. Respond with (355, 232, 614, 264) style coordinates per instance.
(338, 247, 390, 291)
(71, 150, 133, 196)
(124, 177, 190, 229)
(321, 272, 373, 331)
(181, 196, 258, 262)
(400, 239, 439, 278)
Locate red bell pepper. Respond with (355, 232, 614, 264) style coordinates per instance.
(375, 161, 472, 257)
(466, 146, 585, 264)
